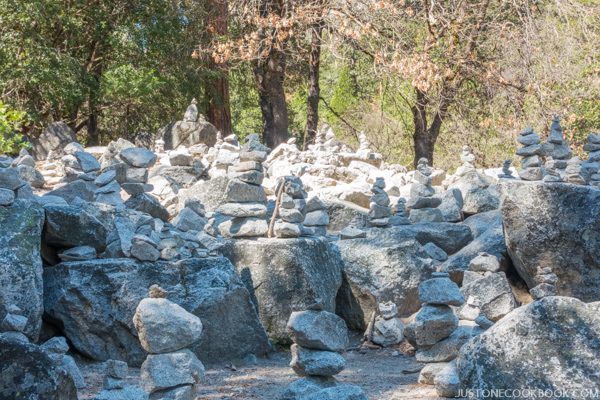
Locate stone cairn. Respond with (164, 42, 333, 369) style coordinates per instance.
(530, 266, 559, 300)
(0, 164, 27, 206)
(405, 272, 465, 397)
(516, 127, 544, 181)
(283, 310, 367, 400)
(407, 158, 443, 223)
(582, 133, 600, 187)
(134, 285, 204, 400)
(543, 117, 573, 182)
(1, 304, 29, 340)
(118, 147, 157, 196)
(61, 142, 101, 182)
(456, 144, 476, 176)
(365, 301, 404, 347)
(302, 195, 330, 236)
(390, 197, 411, 225)
(217, 134, 269, 238)
(270, 176, 307, 238)
(94, 359, 147, 400)
(498, 159, 515, 179)
(368, 177, 392, 227)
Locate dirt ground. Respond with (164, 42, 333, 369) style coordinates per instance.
(78, 342, 443, 400)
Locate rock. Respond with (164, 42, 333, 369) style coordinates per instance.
(434, 361, 460, 398)
(224, 179, 267, 203)
(416, 325, 479, 363)
(500, 181, 600, 301)
(131, 235, 160, 262)
(339, 226, 366, 239)
(216, 202, 267, 217)
(468, 252, 500, 272)
(449, 170, 499, 215)
(0, 332, 77, 399)
(0, 187, 15, 205)
(474, 314, 494, 329)
(75, 151, 101, 172)
(177, 176, 229, 212)
(1, 313, 28, 332)
(223, 238, 343, 342)
(94, 385, 149, 400)
(281, 377, 367, 400)
(418, 277, 465, 306)
(17, 164, 45, 188)
(168, 149, 193, 166)
(371, 316, 404, 347)
(120, 147, 157, 168)
(438, 188, 463, 222)
(44, 204, 110, 251)
(140, 349, 204, 393)
(45, 179, 97, 203)
(160, 119, 218, 150)
(172, 207, 207, 232)
(303, 210, 330, 226)
(149, 385, 193, 400)
(457, 297, 600, 394)
(422, 242, 448, 261)
(418, 362, 448, 385)
(287, 311, 348, 352)
(290, 345, 346, 376)
(58, 245, 97, 261)
(43, 257, 270, 366)
(32, 121, 76, 160)
(218, 217, 268, 238)
(61, 354, 86, 389)
(458, 272, 517, 322)
(412, 305, 458, 347)
(274, 221, 302, 238)
(409, 207, 444, 223)
(0, 167, 25, 190)
(133, 297, 203, 354)
(0, 200, 45, 340)
(125, 193, 170, 221)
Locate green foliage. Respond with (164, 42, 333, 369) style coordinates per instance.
(0, 102, 29, 155)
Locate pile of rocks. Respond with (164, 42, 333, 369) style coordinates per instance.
(302, 196, 329, 236)
(118, 147, 157, 196)
(368, 302, 404, 347)
(516, 127, 544, 181)
(497, 160, 515, 179)
(94, 169, 123, 206)
(272, 176, 307, 238)
(390, 197, 411, 225)
(408, 158, 443, 223)
(355, 131, 382, 165)
(94, 360, 147, 400)
(217, 134, 269, 238)
(1, 303, 29, 339)
(529, 266, 559, 300)
(282, 310, 366, 400)
(134, 285, 204, 400)
(61, 142, 101, 181)
(405, 272, 466, 397)
(543, 117, 572, 182)
(456, 145, 476, 176)
(41, 336, 85, 390)
(368, 177, 392, 227)
(0, 165, 27, 206)
(582, 133, 600, 187)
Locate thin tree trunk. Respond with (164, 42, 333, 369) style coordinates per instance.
(86, 102, 99, 146)
(304, 23, 322, 150)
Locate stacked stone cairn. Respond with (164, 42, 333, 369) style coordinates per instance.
(282, 310, 367, 400)
(302, 195, 330, 236)
(516, 127, 544, 181)
(368, 301, 404, 347)
(0, 164, 28, 206)
(368, 177, 392, 227)
(407, 158, 443, 223)
(1, 304, 30, 340)
(272, 176, 307, 238)
(41, 336, 86, 390)
(339, 214, 367, 239)
(118, 147, 157, 196)
(94, 360, 147, 400)
(497, 159, 515, 179)
(11, 148, 45, 188)
(134, 285, 204, 400)
(456, 144, 476, 176)
(530, 266, 559, 300)
(94, 168, 123, 206)
(390, 197, 411, 225)
(216, 134, 269, 238)
(581, 133, 600, 187)
(61, 142, 101, 182)
(405, 272, 465, 397)
(543, 117, 573, 182)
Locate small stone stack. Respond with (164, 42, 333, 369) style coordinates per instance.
(405, 272, 465, 397)
(516, 127, 544, 181)
(12, 148, 45, 188)
(134, 285, 204, 400)
(61, 142, 101, 182)
(390, 197, 411, 225)
(368, 177, 392, 227)
(408, 158, 443, 223)
(582, 133, 600, 187)
(94, 169, 123, 206)
(543, 117, 572, 182)
(94, 359, 147, 400)
(530, 266, 559, 300)
(41, 337, 85, 389)
(0, 166, 27, 206)
(273, 176, 307, 238)
(456, 145, 476, 176)
(498, 159, 515, 179)
(283, 310, 367, 400)
(302, 196, 329, 236)
(118, 147, 157, 196)
(217, 134, 269, 238)
(369, 302, 404, 347)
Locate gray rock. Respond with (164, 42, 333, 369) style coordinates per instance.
(287, 310, 348, 352)
(140, 349, 204, 393)
(457, 297, 600, 395)
(468, 252, 500, 272)
(279, 207, 304, 223)
(474, 314, 494, 329)
(106, 359, 129, 379)
(131, 235, 160, 262)
(501, 181, 600, 301)
(418, 277, 465, 306)
(371, 316, 404, 347)
(176, 177, 226, 212)
(169, 151, 193, 167)
(304, 210, 329, 226)
(223, 238, 343, 342)
(409, 208, 444, 223)
(418, 362, 448, 385)
(122, 183, 153, 195)
(58, 245, 97, 261)
(160, 119, 218, 150)
(75, 151, 101, 172)
(0, 167, 25, 190)
(229, 169, 264, 185)
(0, 187, 14, 205)
(44, 204, 109, 251)
(31, 121, 76, 160)
(290, 344, 346, 376)
(449, 170, 499, 215)
(413, 305, 458, 347)
(224, 179, 267, 203)
(339, 227, 366, 239)
(422, 242, 448, 261)
(1, 313, 28, 332)
(434, 361, 460, 398)
(133, 298, 203, 354)
(124, 166, 149, 183)
(149, 385, 193, 400)
(274, 221, 302, 238)
(172, 207, 207, 232)
(125, 193, 169, 221)
(416, 325, 479, 362)
(17, 164, 45, 188)
(95, 385, 148, 400)
(120, 147, 157, 168)
(281, 377, 367, 400)
(95, 170, 117, 186)
(41, 336, 70, 354)
(407, 196, 442, 209)
(43, 257, 270, 366)
(0, 200, 45, 340)
(218, 217, 268, 238)
(301, 384, 367, 400)
(458, 272, 517, 322)
(438, 188, 463, 222)
(45, 179, 97, 203)
(0, 332, 77, 399)
(61, 354, 86, 389)
(216, 202, 267, 218)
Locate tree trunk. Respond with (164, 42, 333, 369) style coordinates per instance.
(304, 23, 322, 150)
(206, 0, 232, 135)
(86, 102, 99, 146)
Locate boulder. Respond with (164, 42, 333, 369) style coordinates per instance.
(178, 176, 229, 213)
(0, 200, 45, 340)
(449, 170, 499, 215)
(416, 325, 480, 363)
(412, 305, 458, 347)
(44, 204, 109, 251)
(31, 121, 76, 160)
(0, 333, 77, 399)
(222, 238, 343, 341)
(287, 310, 348, 352)
(43, 257, 270, 366)
(418, 277, 464, 306)
(125, 193, 170, 221)
(140, 349, 204, 393)
(458, 272, 518, 322)
(457, 297, 600, 394)
(290, 344, 346, 376)
(500, 181, 600, 301)
(438, 188, 464, 222)
(159, 119, 218, 150)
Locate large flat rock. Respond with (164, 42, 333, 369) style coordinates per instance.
(501, 181, 600, 301)
(222, 237, 343, 342)
(43, 257, 270, 366)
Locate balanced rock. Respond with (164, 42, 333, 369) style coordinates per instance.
(287, 310, 348, 353)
